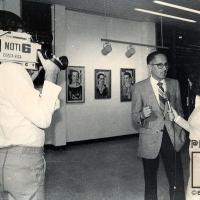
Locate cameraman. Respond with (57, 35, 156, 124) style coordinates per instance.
(0, 49, 61, 200)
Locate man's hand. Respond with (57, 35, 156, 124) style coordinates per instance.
(37, 51, 60, 83)
(171, 106, 179, 119)
(166, 106, 180, 122)
(167, 111, 175, 121)
(140, 106, 152, 119)
(29, 66, 43, 81)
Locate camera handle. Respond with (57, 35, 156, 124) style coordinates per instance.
(38, 50, 68, 70)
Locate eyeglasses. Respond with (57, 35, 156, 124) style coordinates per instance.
(151, 63, 169, 69)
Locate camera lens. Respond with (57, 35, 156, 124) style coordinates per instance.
(59, 56, 68, 70)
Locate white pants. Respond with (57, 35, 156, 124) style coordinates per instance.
(0, 146, 45, 200)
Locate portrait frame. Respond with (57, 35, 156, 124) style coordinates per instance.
(120, 68, 135, 102)
(66, 66, 85, 103)
(95, 69, 111, 99)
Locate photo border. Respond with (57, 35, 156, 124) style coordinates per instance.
(95, 69, 111, 99)
(120, 68, 135, 102)
(66, 66, 85, 103)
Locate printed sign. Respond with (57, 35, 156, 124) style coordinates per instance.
(0, 37, 40, 63)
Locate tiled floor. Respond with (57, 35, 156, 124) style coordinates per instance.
(44, 135, 190, 200)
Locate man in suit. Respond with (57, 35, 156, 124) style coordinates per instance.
(131, 51, 186, 200)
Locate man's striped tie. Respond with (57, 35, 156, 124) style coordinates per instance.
(157, 82, 166, 113)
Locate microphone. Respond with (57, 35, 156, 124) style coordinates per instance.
(158, 87, 172, 111)
(163, 93, 172, 112)
(166, 100, 172, 112)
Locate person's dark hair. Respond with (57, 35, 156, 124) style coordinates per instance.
(147, 50, 167, 65)
(191, 72, 200, 96)
(97, 73, 105, 79)
(124, 71, 131, 78)
(68, 70, 79, 84)
(0, 10, 24, 31)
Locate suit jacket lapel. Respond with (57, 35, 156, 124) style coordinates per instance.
(145, 78, 162, 114)
(165, 78, 171, 101)
(163, 78, 172, 116)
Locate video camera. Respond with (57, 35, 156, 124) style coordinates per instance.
(0, 10, 68, 70)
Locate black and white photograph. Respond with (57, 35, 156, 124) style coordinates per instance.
(95, 69, 111, 99)
(120, 68, 135, 102)
(66, 66, 85, 103)
(0, 0, 199, 200)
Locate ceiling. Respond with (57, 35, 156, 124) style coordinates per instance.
(25, 0, 200, 32)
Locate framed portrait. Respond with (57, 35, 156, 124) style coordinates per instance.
(66, 66, 85, 103)
(95, 69, 111, 99)
(120, 68, 135, 102)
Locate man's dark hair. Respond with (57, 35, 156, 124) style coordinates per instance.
(124, 71, 131, 78)
(0, 10, 24, 31)
(147, 50, 167, 65)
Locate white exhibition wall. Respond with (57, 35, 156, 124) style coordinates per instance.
(47, 7, 156, 145)
(0, 2, 156, 145)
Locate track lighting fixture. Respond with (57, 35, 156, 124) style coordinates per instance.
(125, 45, 136, 58)
(101, 42, 112, 55)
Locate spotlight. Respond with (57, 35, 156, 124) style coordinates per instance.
(101, 42, 112, 55)
(125, 45, 135, 58)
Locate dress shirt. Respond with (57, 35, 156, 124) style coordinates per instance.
(0, 62, 61, 147)
(150, 76, 166, 104)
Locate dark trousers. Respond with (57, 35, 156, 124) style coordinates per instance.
(142, 127, 185, 200)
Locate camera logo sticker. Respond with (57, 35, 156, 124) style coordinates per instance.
(0, 31, 41, 68)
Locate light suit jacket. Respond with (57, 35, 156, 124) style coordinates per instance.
(132, 78, 186, 159)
